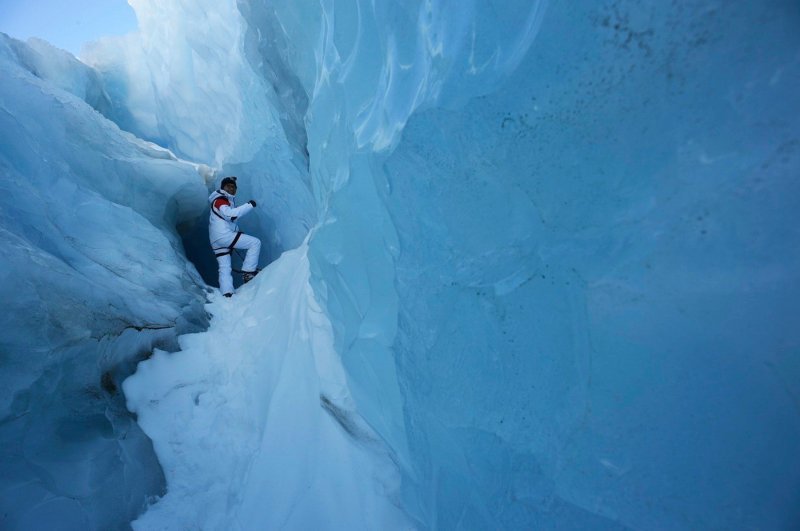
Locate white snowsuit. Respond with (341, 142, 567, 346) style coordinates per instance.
(208, 189, 261, 295)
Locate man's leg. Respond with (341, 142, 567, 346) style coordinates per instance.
(216, 253, 234, 295)
(234, 233, 261, 273)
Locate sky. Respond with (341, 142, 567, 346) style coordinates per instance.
(0, 0, 137, 56)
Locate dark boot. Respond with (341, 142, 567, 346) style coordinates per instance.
(242, 270, 259, 284)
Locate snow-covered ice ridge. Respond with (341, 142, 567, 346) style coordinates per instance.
(124, 243, 409, 529)
(2, 0, 800, 529)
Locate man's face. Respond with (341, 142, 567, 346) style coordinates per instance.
(223, 183, 237, 195)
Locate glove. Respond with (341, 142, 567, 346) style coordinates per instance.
(248, 200, 257, 207)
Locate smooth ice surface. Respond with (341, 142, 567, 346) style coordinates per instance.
(375, 3, 800, 527)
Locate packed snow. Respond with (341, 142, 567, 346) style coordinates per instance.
(124, 242, 410, 529)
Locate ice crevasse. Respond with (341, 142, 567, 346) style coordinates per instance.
(1, 0, 799, 529)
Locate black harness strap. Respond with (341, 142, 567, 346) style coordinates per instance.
(212, 207, 238, 222)
(214, 231, 243, 258)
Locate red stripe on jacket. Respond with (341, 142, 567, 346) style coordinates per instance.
(213, 198, 230, 210)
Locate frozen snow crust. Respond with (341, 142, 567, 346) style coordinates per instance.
(124, 243, 410, 530)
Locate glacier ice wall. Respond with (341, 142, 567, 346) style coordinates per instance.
(232, 0, 800, 528)
(0, 34, 211, 529)
(379, 2, 800, 527)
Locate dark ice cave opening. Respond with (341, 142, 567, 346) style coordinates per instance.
(178, 212, 220, 288)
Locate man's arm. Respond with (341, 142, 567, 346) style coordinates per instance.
(214, 198, 254, 221)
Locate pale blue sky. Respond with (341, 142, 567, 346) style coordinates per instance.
(0, 0, 137, 56)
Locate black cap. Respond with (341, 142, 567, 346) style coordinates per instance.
(220, 176, 237, 188)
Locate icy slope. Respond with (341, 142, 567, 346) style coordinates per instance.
(124, 243, 410, 530)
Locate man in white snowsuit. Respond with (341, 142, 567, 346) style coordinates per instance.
(208, 176, 261, 297)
